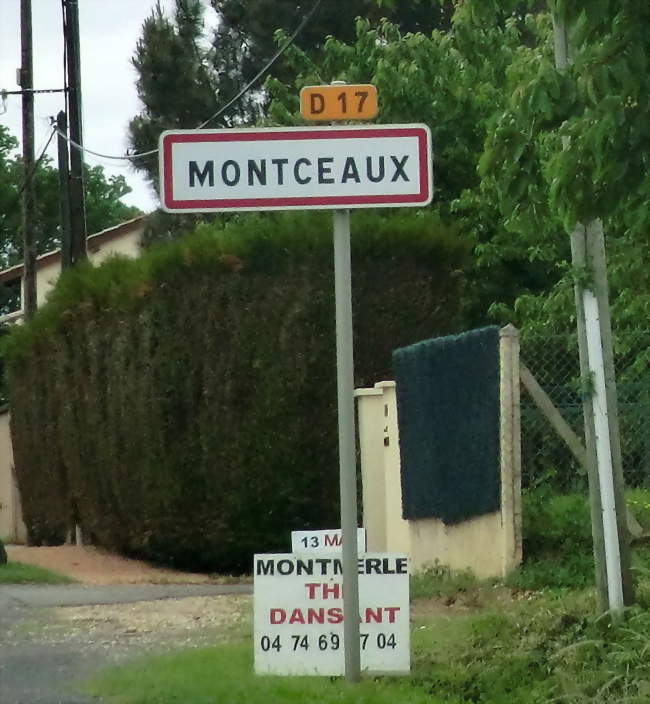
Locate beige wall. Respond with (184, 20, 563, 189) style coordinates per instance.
(356, 330, 522, 578)
(0, 411, 26, 543)
(34, 222, 143, 307)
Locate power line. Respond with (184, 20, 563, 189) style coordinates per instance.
(15, 126, 56, 200)
(196, 0, 323, 130)
(34, 121, 56, 158)
(54, 0, 323, 163)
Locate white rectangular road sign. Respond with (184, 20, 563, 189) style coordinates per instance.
(254, 552, 410, 676)
(291, 528, 367, 553)
(159, 125, 432, 213)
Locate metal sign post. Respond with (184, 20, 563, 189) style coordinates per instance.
(333, 207, 361, 682)
(159, 96, 433, 681)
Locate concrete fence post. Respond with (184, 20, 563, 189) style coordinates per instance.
(378, 382, 410, 554)
(355, 385, 388, 551)
(499, 324, 523, 574)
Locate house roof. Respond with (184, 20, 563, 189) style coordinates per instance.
(0, 216, 146, 284)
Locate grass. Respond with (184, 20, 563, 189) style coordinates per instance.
(627, 488, 650, 533)
(86, 641, 442, 704)
(418, 586, 650, 702)
(86, 587, 650, 704)
(86, 488, 650, 704)
(0, 560, 74, 584)
(410, 561, 481, 601)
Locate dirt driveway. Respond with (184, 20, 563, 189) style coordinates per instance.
(6, 544, 224, 585)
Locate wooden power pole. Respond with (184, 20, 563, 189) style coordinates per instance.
(20, 0, 37, 318)
(63, 0, 87, 264)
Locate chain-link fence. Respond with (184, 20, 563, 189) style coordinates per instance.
(520, 330, 650, 491)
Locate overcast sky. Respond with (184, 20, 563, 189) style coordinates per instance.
(0, 0, 183, 214)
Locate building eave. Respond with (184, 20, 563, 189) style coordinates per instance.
(0, 215, 147, 284)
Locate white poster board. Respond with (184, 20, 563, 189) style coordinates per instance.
(291, 528, 366, 553)
(254, 552, 410, 676)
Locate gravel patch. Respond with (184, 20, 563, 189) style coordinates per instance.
(1, 594, 252, 703)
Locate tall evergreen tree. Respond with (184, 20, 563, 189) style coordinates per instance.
(209, 0, 454, 92)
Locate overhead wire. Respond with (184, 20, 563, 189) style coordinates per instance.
(34, 120, 57, 158)
(14, 125, 57, 200)
(195, 0, 322, 129)
(54, 0, 323, 163)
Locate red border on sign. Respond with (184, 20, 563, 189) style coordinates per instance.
(161, 127, 431, 210)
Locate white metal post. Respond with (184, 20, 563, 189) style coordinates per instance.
(554, 13, 627, 612)
(583, 290, 624, 612)
(333, 208, 361, 682)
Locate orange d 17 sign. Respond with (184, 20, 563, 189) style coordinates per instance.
(300, 84, 378, 121)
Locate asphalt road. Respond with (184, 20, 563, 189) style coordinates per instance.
(0, 583, 253, 704)
(0, 583, 251, 608)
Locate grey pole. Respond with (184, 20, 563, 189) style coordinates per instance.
(333, 208, 361, 682)
(20, 0, 37, 319)
(63, 0, 87, 263)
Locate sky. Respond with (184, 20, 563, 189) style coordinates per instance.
(0, 0, 182, 214)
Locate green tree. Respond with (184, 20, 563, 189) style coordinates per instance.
(0, 125, 140, 270)
(468, 0, 650, 333)
(130, 1, 220, 185)
(129, 0, 454, 186)
(265, 0, 650, 334)
(132, 0, 650, 333)
(132, 1, 559, 326)
(209, 0, 454, 99)
(264, 12, 558, 325)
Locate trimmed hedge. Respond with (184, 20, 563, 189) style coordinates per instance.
(6, 210, 467, 572)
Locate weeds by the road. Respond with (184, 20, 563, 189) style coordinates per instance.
(412, 591, 650, 703)
(0, 561, 74, 584)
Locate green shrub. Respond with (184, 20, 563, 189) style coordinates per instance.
(522, 488, 593, 557)
(627, 488, 650, 533)
(6, 210, 468, 571)
(509, 488, 650, 592)
(504, 489, 595, 591)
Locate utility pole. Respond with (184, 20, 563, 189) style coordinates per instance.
(63, 0, 87, 263)
(553, 16, 633, 612)
(20, 0, 37, 319)
(56, 111, 72, 269)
